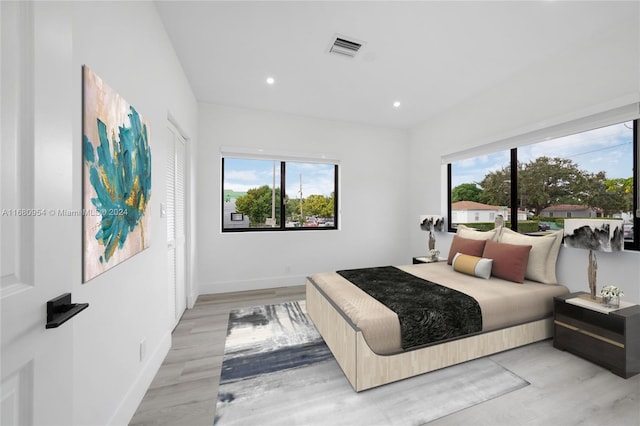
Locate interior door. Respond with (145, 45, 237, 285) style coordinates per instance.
(166, 124, 186, 327)
(1, 2, 75, 425)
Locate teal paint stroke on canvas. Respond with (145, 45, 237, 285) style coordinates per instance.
(83, 106, 152, 264)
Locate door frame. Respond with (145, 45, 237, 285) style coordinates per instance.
(167, 114, 194, 310)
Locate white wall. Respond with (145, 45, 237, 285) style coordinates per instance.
(68, 2, 198, 425)
(409, 13, 640, 303)
(198, 104, 409, 294)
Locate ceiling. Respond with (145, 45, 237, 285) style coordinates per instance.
(155, 1, 637, 129)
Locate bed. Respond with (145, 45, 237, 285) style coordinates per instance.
(305, 226, 569, 392)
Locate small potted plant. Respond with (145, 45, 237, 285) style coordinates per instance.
(600, 285, 624, 308)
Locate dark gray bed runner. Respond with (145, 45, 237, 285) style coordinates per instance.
(337, 266, 482, 350)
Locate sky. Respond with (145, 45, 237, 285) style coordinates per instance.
(224, 159, 335, 198)
(451, 121, 634, 188)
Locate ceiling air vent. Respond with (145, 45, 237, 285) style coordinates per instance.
(329, 36, 363, 58)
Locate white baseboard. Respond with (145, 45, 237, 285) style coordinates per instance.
(199, 274, 306, 295)
(108, 329, 172, 426)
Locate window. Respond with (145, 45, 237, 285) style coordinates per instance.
(448, 120, 638, 251)
(449, 149, 511, 230)
(222, 157, 338, 231)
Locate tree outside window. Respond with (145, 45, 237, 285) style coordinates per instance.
(449, 120, 637, 249)
(223, 157, 338, 231)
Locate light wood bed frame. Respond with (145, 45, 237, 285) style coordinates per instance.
(306, 276, 553, 392)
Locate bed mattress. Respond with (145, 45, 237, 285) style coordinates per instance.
(310, 262, 569, 355)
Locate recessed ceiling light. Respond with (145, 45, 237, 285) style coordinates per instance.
(266, 77, 275, 85)
(393, 101, 401, 108)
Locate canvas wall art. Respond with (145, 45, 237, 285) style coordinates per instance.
(82, 66, 152, 282)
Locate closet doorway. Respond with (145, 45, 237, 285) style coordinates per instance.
(167, 122, 187, 327)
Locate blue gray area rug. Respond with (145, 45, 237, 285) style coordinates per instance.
(214, 301, 529, 425)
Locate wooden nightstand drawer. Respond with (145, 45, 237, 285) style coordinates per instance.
(554, 292, 640, 379)
(554, 322, 626, 374)
(554, 313, 624, 345)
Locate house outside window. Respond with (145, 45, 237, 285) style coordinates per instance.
(448, 119, 638, 250)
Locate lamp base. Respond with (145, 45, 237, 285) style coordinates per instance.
(577, 293, 603, 303)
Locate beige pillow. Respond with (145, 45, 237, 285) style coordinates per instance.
(498, 228, 562, 284)
(456, 224, 499, 241)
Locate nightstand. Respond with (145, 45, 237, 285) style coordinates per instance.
(553, 292, 640, 378)
(412, 256, 443, 264)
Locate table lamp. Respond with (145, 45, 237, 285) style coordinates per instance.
(419, 215, 444, 253)
(563, 218, 624, 300)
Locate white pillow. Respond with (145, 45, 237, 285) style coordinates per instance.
(456, 224, 499, 241)
(452, 252, 493, 279)
(498, 229, 562, 284)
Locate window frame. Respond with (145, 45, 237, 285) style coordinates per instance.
(221, 157, 339, 232)
(447, 119, 639, 251)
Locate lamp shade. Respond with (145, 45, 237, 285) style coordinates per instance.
(563, 219, 624, 252)
(419, 215, 444, 231)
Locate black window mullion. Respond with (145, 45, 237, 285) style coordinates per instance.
(630, 120, 639, 249)
(335, 164, 339, 228)
(280, 161, 286, 229)
(221, 157, 226, 230)
(510, 148, 518, 232)
(447, 164, 454, 232)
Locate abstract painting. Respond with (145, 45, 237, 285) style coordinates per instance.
(82, 66, 151, 282)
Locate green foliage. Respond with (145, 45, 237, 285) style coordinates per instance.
(459, 156, 633, 216)
(457, 221, 543, 233)
(452, 183, 482, 202)
(601, 177, 634, 214)
(237, 186, 334, 226)
(477, 166, 511, 206)
(457, 222, 495, 231)
(285, 197, 303, 222)
(304, 194, 334, 218)
(516, 157, 587, 214)
(517, 221, 540, 233)
(235, 185, 281, 226)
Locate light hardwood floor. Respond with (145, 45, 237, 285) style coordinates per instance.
(130, 286, 639, 425)
(129, 286, 306, 426)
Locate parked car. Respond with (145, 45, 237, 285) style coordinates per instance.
(538, 222, 551, 231)
(623, 223, 633, 240)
